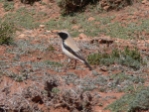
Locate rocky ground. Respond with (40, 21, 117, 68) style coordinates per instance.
(0, 0, 149, 112)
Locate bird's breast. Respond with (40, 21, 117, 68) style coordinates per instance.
(61, 43, 78, 60)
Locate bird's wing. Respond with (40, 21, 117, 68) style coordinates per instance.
(64, 37, 80, 52)
(63, 43, 92, 70)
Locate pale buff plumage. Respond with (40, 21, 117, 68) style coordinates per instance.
(57, 31, 92, 70)
(64, 36, 80, 52)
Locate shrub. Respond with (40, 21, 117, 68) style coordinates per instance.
(106, 86, 149, 112)
(57, 0, 137, 14)
(108, 73, 145, 92)
(88, 47, 143, 70)
(4, 7, 39, 29)
(0, 19, 15, 45)
(57, 0, 98, 14)
(3, 1, 14, 11)
(99, 0, 133, 11)
(20, 0, 40, 5)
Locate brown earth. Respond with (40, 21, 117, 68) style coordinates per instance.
(0, 0, 149, 112)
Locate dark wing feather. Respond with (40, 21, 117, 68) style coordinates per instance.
(63, 43, 92, 70)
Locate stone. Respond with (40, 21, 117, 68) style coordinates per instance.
(51, 30, 59, 33)
(19, 34, 25, 39)
(142, 0, 147, 4)
(71, 25, 80, 30)
(79, 33, 87, 39)
(39, 24, 45, 28)
(88, 17, 95, 21)
(100, 66, 108, 72)
(103, 6, 110, 10)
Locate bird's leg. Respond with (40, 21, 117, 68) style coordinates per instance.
(64, 58, 71, 71)
(73, 60, 77, 69)
(67, 58, 71, 66)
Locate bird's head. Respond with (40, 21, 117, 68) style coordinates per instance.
(57, 31, 69, 40)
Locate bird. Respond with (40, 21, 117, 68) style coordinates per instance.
(57, 31, 92, 70)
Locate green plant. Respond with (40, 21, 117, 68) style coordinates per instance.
(39, 1, 47, 5)
(45, 60, 62, 67)
(0, 18, 15, 45)
(15, 75, 24, 82)
(88, 47, 143, 70)
(103, 0, 133, 11)
(108, 73, 145, 92)
(103, 18, 149, 39)
(57, 0, 135, 14)
(46, 45, 55, 52)
(106, 86, 149, 112)
(4, 7, 39, 29)
(109, 73, 130, 83)
(57, 0, 98, 14)
(99, 87, 107, 92)
(119, 47, 142, 69)
(51, 87, 60, 94)
(3, 1, 14, 11)
(106, 93, 135, 112)
(20, 0, 37, 5)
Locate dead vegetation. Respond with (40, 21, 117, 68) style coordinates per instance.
(0, 0, 149, 112)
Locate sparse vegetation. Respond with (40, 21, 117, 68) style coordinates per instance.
(57, 0, 135, 14)
(3, 1, 14, 11)
(51, 87, 60, 94)
(45, 60, 63, 67)
(105, 19, 149, 39)
(46, 13, 149, 39)
(20, 0, 38, 5)
(108, 73, 145, 92)
(0, 0, 149, 112)
(4, 7, 39, 29)
(57, 0, 98, 14)
(0, 18, 15, 45)
(45, 14, 113, 37)
(88, 47, 144, 70)
(106, 86, 149, 112)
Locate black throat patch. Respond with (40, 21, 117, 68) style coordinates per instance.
(58, 32, 68, 40)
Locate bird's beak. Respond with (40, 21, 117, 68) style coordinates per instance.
(57, 32, 60, 35)
(50, 30, 59, 34)
(57, 32, 61, 36)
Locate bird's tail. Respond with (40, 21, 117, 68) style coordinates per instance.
(84, 60, 92, 70)
(76, 53, 92, 70)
